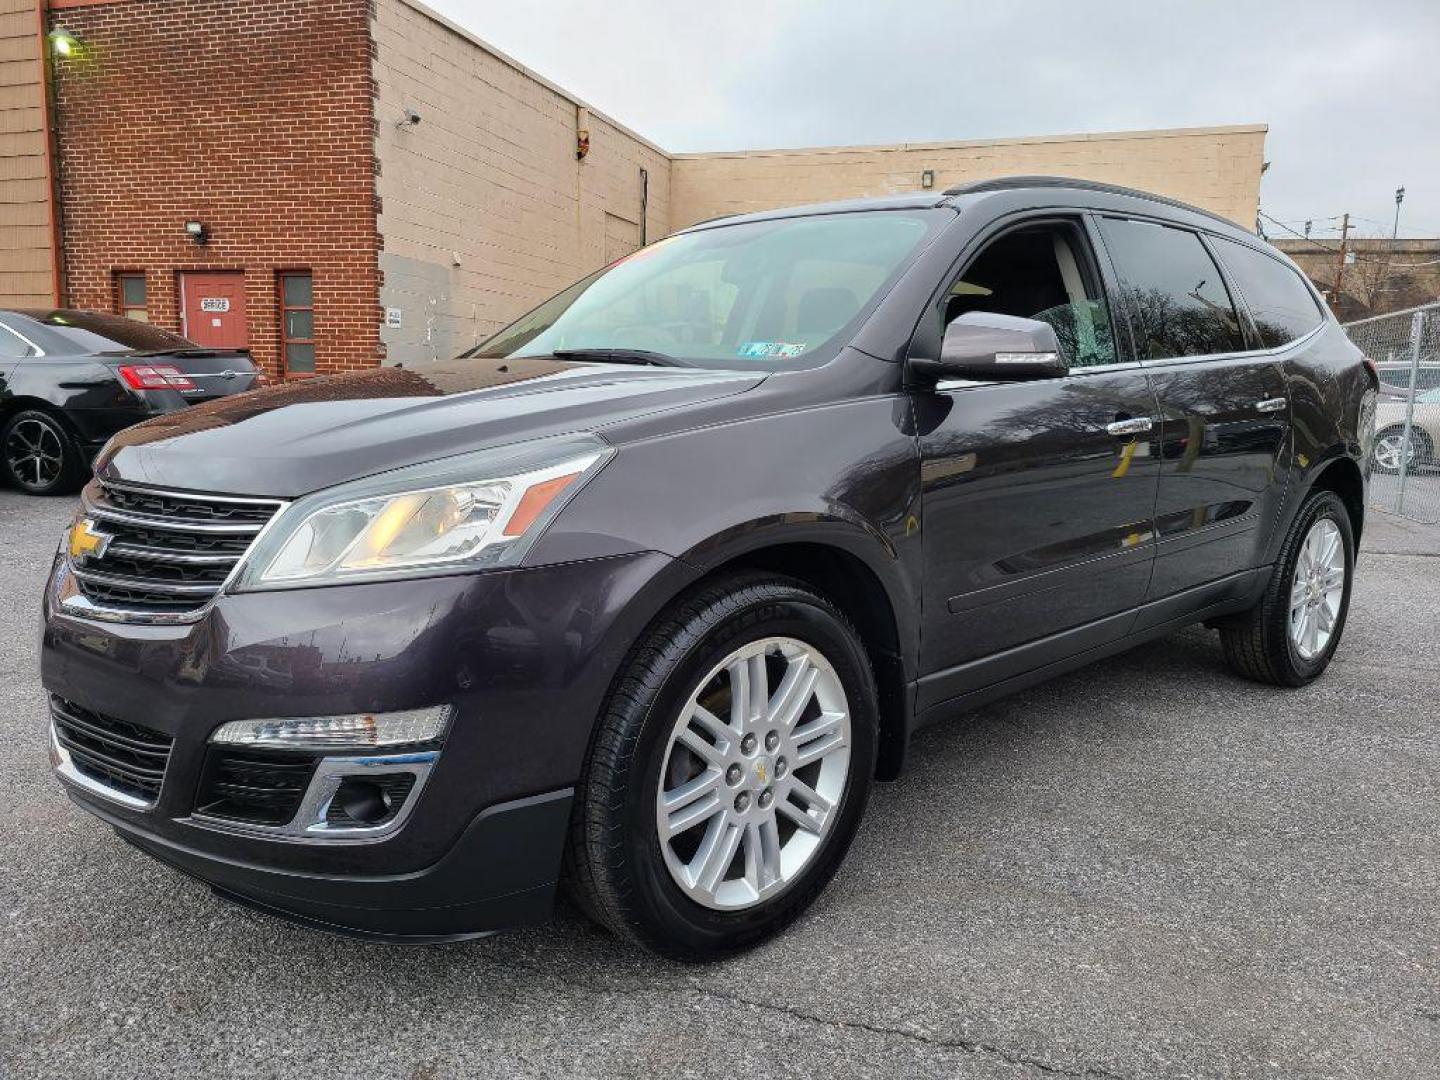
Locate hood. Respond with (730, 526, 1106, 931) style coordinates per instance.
(98, 356, 765, 496)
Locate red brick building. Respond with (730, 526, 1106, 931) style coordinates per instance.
(49, 0, 380, 378)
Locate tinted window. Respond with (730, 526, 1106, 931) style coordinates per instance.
(1100, 217, 1244, 360)
(0, 323, 36, 359)
(466, 210, 946, 370)
(1213, 237, 1324, 348)
(943, 222, 1117, 368)
(26, 311, 195, 353)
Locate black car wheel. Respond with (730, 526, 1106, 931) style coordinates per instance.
(2, 409, 87, 495)
(1220, 489, 1355, 686)
(565, 572, 878, 960)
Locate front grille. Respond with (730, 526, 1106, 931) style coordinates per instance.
(71, 481, 284, 616)
(195, 749, 317, 826)
(51, 696, 174, 803)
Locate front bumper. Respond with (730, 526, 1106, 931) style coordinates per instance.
(41, 549, 680, 939)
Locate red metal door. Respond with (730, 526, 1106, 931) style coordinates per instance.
(180, 273, 248, 348)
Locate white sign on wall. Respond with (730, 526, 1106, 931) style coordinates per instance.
(385, 307, 403, 329)
(200, 297, 230, 313)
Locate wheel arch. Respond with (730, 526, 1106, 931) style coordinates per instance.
(1306, 453, 1366, 545)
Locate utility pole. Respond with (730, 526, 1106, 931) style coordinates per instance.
(1393, 186, 1406, 240)
(1332, 212, 1351, 315)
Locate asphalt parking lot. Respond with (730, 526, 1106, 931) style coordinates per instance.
(2, 487, 1437, 1079)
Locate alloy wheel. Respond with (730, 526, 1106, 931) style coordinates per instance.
(655, 636, 852, 911)
(4, 417, 65, 490)
(1289, 518, 1346, 661)
(1373, 431, 1417, 472)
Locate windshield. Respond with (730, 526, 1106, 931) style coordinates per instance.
(22, 310, 198, 354)
(464, 209, 947, 369)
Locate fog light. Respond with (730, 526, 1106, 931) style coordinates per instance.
(211, 706, 451, 750)
(332, 778, 393, 824)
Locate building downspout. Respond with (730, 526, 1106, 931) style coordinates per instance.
(34, 0, 65, 305)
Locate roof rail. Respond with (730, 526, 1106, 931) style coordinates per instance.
(942, 175, 1241, 230)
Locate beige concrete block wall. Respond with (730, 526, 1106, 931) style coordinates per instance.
(373, 0, 671, 363)
(671, 125, 1268, 230)
(0, 0, 55, 307)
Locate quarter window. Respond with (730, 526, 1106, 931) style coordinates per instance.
(1213, 237, 1325, 348)
(1099, 217, 1244, 360)
(279, 272, 315, 375)
(941, 222, 1118, 369)
(117, 273, 148, 322)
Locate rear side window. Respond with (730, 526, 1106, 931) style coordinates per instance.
(1213, 237, 1324, 348)
(0, 323, 37, 359)
(1099, 217, 1244, 360)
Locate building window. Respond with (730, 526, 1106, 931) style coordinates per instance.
(279, 272, 315, 375)
(117, 273, 148, 322)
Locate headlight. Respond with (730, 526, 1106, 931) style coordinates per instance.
(232, 434, 611, 590)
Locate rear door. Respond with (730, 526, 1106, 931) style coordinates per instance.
(1096, 216, 1290, 603)
(180, 272, 248, 349)
(912, 214, 1162, 712)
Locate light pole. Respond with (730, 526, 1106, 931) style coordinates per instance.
(1393, 186, 1406, 240)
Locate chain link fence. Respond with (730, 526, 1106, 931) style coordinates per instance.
(1343, 302, 1440, 524)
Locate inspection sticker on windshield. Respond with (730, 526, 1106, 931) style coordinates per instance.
(737, 341, 805, 358)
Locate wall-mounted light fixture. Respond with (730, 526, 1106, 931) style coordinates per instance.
(396, 107, 421, 130)
(921, 169, 935, 190)
(47, 27, 82, 58)
(184, 220, 209, 246)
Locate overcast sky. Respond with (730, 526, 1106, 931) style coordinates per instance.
(427, 0, 1439, 241)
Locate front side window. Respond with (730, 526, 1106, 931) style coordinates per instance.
(1099, 217, 1244, 360)
(466, 210, 948, 370)
(279, 272, 315, 375)
(1213, 237, 1325, 348)
(942, 221, 1118, 369)
(116, 273, 148, 322)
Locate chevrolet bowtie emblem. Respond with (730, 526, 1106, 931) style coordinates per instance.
(68, 518, 113, 563)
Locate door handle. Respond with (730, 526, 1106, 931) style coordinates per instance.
(1106, 416, 1154, 437)
(1255, 397, 1287, 413)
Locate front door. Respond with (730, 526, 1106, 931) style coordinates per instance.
(180, 273, 248, 349)
(913, 217, 1162, 713)
(1096, 216, 1289, 601)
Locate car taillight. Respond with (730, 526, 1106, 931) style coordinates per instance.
(118, 364, 196, 391)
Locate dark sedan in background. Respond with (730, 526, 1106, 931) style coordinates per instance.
(0, 310, 261, 495)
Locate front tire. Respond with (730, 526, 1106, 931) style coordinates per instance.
(1220, 489, 1354, 686)
(565, 573, 877, 960)
(2, 409, 87, 495)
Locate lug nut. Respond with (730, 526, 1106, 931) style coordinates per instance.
(775, 757, 788, 778)
(758, 788, 774, 810)
(734, 791, 752, 812)
(764, 730, 780, 751)
(741, 733, 758, 755)
(726, 763, 743, 786)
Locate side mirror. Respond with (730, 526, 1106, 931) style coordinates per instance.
(911, 311, 1068, 383)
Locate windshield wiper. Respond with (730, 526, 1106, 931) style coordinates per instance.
(550, 348, 688, 368)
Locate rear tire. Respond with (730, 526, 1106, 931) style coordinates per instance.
(1372, 425, 1431, 474)
(1220, 489, 1354, 686)
(565, 572, 877, 960)
(1, 409, 88, 495)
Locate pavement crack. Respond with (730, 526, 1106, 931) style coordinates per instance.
(695, 984, 1127, 1079)
(476, 951, 1125, 1079)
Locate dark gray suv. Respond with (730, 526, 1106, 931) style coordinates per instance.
(42, 178, 1374, 959)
